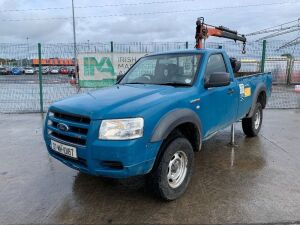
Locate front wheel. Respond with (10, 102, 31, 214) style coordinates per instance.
(242, 102, 263, 137)
(147, 136, 194, 201)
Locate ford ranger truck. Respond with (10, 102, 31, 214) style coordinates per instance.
(44, 49, 272, 200)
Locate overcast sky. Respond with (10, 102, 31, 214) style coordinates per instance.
(0, 0, 299, 43)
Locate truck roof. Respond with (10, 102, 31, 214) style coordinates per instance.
(146, 48, 225, 56)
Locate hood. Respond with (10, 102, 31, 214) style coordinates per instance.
(50, 84, 183, 119)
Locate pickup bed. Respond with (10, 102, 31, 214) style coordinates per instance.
(44, 49, 272, 200)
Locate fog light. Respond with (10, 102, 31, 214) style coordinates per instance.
(47, 120, 52, 126)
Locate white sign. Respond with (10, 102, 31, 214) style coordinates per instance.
(77, 52, 146, 87)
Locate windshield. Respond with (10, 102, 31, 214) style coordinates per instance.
(120, 53, 202, 86)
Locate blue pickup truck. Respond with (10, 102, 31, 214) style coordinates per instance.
(44, 48, 272, 200)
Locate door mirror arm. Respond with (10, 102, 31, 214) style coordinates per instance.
(116, 74, 125, 83)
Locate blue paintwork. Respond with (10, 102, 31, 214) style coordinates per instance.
(11, 67, 23, 75)
(43, 48, 272, 178)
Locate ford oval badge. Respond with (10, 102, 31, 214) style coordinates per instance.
(57, 123, 69, 132)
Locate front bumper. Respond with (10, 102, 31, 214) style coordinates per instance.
(44, 118, 162, 178)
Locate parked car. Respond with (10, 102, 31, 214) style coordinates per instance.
(42, 67, 49, 74)
(0, 66, 10, 75)
(59, 67, 69, 75)
(68, 68, 75, 76)
(7, 67, 12, 75)
(50, 67, 59, 74)
(34, 67, 39, 74)
(24, 67, 34, 75)
(11, 67, 23, 75)
(44, 49, 272, 200)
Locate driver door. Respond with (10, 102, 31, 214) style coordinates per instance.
(199, 53, 239, 136)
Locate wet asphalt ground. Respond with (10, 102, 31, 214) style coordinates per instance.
(0, 110, 300, 225)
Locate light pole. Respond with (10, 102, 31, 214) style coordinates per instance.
(26, 37, 30, 66)
(71, 0, 78, 83)
(87, 40, 90, 76)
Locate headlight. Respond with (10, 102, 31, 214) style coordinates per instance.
(48, 111, 54, 117)
(99, 118, 144, 140)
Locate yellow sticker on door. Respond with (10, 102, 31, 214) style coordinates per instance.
(244, 87, 251, 97)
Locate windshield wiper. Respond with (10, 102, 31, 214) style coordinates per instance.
(123, 82, 145, 85)
(123, 82, 191, 87)
(159, 82, 191, 87)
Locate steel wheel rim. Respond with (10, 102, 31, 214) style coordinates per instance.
(254, 110, 261, 129)
(167, 150, 188, 189)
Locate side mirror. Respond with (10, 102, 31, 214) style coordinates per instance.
(205, 72, 230, 88)
(116, 74, 125, 83)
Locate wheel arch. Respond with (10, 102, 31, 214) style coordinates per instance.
(150, 109, 202, 152)
(246, 84, 266, 118)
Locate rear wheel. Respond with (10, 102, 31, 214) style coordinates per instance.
(242, 102, 263, 137)
(147, 135, 194, 201)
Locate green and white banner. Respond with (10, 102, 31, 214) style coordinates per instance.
(78, 52, 146, 87)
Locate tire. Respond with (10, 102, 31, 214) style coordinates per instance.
(242, 102, 263, 137)
(147, 134, 194, 201)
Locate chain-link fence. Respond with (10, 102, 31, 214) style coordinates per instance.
(0, 41, 300, 113)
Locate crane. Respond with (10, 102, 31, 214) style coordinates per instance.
(195, 17, 247, 53)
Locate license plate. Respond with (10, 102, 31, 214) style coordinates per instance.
(51, 140, 77, 159)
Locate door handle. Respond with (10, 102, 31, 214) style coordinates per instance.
(227, 88, 235, 94)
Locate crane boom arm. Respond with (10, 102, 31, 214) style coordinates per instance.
(195, 17, 246, 53)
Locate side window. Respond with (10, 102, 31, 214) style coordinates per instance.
(204, 54, 227, 83)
